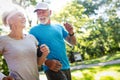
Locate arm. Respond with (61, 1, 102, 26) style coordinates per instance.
(37, 45, 62, 72)
(2, 76, 14, 80)
(0, 73, 6, 80)
(64, 23, 76, 45)
(45, 59, 62, 72)
(37, 44, 49, 66)
(0, 73, 14, 80)
(66, 33, 76, 45)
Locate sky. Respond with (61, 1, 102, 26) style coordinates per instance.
(0, 0, 72, 33)
(0, 0, 72, 21)
(47, 0, 72, 12)
(0, 0, 72, 14)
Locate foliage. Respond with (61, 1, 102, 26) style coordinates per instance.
(12, 0, 37, 7)
(0, 54, 9, 75)
(70, 52, 120, 66)
(0, 0, 120, 75)
(51, 0, 89, 32)
(58, 0, 120, 60)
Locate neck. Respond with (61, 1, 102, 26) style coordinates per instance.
(48, 19, 51, 24)
(45, 19, 51, 25)
(8, 31, 24, 40)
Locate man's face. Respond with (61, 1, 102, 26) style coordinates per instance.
(36, 9, 50, 24)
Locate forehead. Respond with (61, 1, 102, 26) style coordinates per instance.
(13, 12, 24, 16)
(36, 9, 49, 12)
(7, 11, 24, 19)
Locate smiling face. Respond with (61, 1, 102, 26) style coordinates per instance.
(12, 12, 26, 27)
(36, 9, 51, 24)
(7, 11, 26, 31)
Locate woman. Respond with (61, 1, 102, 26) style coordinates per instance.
(0, 8, 49, 80)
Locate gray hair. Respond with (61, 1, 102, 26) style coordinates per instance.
(2, 9, 18, 26)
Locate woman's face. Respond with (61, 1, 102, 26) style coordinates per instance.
(8, 12, 26, 31)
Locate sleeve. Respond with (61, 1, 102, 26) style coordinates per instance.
(29, 34, 38, 46)
(61, 25, 68, 39)
(0, 72, 6, 80)
(0, 36, 5, 54)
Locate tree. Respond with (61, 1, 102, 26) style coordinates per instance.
(52, 0, 120, 60)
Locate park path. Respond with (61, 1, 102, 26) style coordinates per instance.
(39, 59, 120, 80)
(70, 59, 120, 70)
(71, 59, 120, 70)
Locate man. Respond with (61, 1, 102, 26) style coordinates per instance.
(29, 2, 76, 80)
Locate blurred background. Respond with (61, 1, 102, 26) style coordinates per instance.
(0, 0, 120, 80)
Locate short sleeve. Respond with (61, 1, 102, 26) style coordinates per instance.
(29, 34, 38, 46)
(61, 25, 68, 39)
(0, 36, 6, 53)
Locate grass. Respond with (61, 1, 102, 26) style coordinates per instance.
(71, 64, 120, 80)
(70, 53, 120, 67)
(39, 53, 120, 80)
(70, 53, 120, 80)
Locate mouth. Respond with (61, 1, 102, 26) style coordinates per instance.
(40, 17, 45, 21)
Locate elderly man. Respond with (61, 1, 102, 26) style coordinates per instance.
(30, 2, 76, 80)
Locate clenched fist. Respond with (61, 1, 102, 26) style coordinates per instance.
(2, 76, 14, 80)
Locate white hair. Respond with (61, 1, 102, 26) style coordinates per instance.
(6, 10, 20, 25)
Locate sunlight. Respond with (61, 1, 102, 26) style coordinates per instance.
(71, 71, 83, 79)
(49, 0, 72, 13)
(95, 71, 120, 80)
(0, 0, 26, 18)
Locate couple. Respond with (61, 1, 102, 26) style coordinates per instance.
(0, 2, 76, 80)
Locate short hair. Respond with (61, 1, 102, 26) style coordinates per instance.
(2, 9, 22, 26)
(2, 11, 10, 26)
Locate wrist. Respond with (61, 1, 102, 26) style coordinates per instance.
(42, 58, 47, 65)
(44, 59, 49, 65)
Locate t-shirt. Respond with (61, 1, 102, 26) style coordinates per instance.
(0, 72, 6, 80)
(0, 34, 39, 80)
(29, 24, 70, 71)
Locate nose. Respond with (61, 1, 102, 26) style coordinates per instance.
(22, 17, 26, 22)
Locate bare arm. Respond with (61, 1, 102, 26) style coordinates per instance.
(64, 23, 77, 45)
(45, 59, 62, 72)
(37, 44, 49, 66)
(2, 76, 14, 80)
(65, 33, 76, 45)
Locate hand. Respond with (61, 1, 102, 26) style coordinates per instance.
(2, 76, 14, 80)
(45, 59, 62, 72)
(40, 44, 50, 57)
(63, 22, 74, 34)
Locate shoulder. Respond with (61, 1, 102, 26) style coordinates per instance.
(30, 24, 40, 30)
(51, 24, 63, 29)
(29, 25, 40, 33)
(27, 34, 38, 41)
(27, 34, 38, 45)
(26, 34, 36, 39)
(53, 24, 63, 27)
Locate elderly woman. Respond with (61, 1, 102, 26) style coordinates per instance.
(0, 9, 49, 80)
